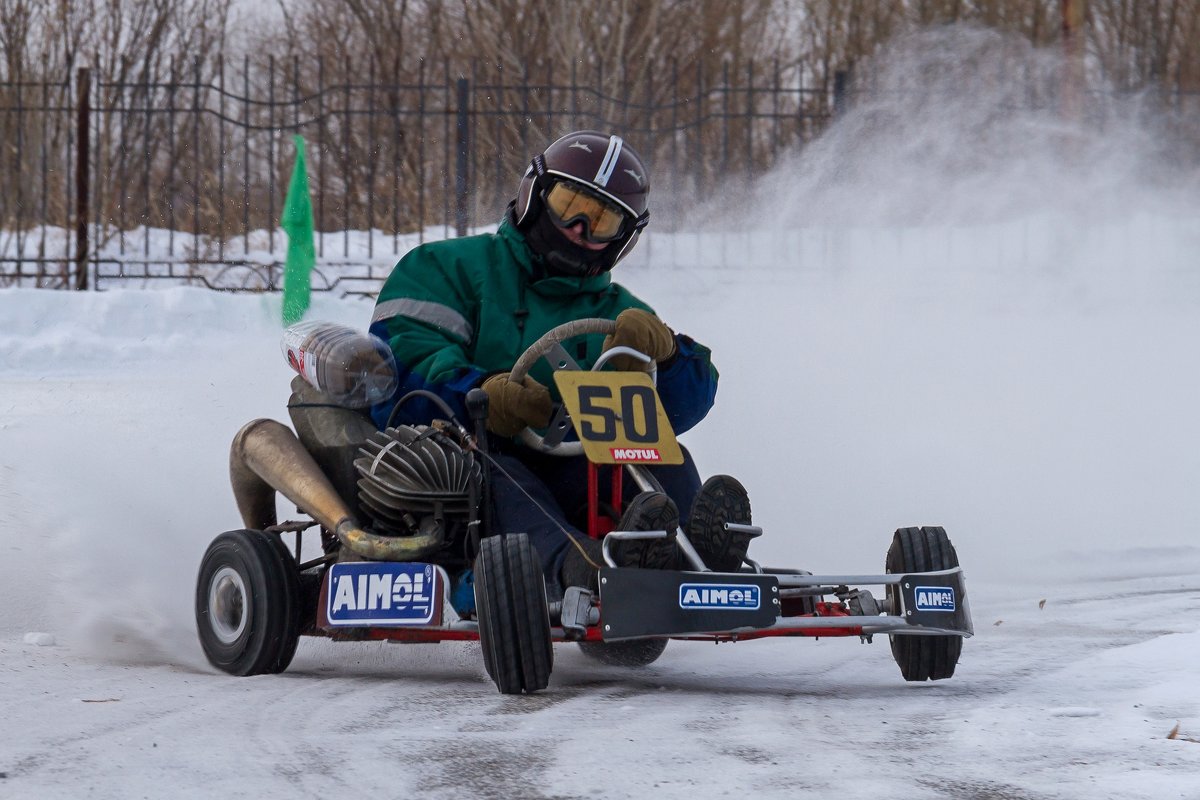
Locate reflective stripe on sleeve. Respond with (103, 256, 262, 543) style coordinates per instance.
(371, 298, 473, 342)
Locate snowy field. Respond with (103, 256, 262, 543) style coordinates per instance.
(3, 248, 1200, 799)
(4, 28, 1200, 800)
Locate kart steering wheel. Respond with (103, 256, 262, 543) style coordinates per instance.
(508, 317, 655, 456)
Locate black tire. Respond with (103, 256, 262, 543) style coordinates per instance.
(578, 638, 668, 667)
(886, 526, 963, 682)
(474, 533, 554, 694)
(262, 532, 303, 673)
(196, 529, 300, 676)
(296, 567, 325, 636)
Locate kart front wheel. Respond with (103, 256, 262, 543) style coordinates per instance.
(196, 529, 301, 676)
(885, 526, 963, 682)
(474, 533, 554, 694)
(578, 638, 668, 667)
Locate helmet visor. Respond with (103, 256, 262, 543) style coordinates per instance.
(542, 180, 630, 243)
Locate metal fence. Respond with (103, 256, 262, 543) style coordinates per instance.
(0, 58, 840, 293)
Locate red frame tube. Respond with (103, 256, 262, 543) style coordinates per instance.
(304, 617, 867, 644)
(586, 462, 624, 538)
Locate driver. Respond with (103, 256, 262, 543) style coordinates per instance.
(369, 130, 755, 592)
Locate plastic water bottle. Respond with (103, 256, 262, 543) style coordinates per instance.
(280, 321, 399, 408)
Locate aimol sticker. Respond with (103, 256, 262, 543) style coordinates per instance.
(327, 562, 437, 626)
(914, 586, 956, 612)
(679, 583, 761, 611)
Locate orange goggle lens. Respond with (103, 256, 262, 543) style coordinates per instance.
(543, 181, 629, 242)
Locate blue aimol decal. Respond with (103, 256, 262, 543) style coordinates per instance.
(327, 562, 437, 626)
(914, 585, 956, 613)
(679, 583, 761, 611)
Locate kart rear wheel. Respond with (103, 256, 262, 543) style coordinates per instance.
(474, 533, 554, 694)
(262, 532, 304, 673)
(578, 638, 668, 667)
(196, 529, 301, 676)
(885, 526, 963, 682)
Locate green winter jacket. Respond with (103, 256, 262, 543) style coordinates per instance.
(369, 218, 718, 434)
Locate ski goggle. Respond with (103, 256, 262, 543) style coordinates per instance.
(542, 180, 631, 243)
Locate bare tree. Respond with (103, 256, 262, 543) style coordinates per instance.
(6, 0, 1200, 276)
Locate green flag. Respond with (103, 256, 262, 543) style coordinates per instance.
(281, 134, 316, 325)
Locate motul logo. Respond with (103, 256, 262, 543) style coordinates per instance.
(610, 448, 661, 461)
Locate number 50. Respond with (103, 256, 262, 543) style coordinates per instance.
(577, 384, 660, 443)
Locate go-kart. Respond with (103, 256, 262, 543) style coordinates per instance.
(196, 318, 973, 694)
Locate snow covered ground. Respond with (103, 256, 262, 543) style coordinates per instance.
(3, 28, 1200, 799)
(3, 254, 1199, 799)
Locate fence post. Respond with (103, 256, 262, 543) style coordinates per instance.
(1060, 0, 1085, 124)
(833, 68, 850, 116)
(74, 67, 90, 290)
(455, 77, 469, 237)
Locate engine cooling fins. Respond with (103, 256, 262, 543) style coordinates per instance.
(354, 425, 481, 534)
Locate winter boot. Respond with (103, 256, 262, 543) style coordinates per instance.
(609, 491, 680, 570)
(560, 536, 605, 592)
(686, 475, 755, 572)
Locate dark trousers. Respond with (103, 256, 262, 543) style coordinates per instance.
(487, 445, 701, 589)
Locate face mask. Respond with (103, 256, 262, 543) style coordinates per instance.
(525, 209, 612, 278)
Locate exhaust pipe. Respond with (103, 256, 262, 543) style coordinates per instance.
(229, 418, 443, 561)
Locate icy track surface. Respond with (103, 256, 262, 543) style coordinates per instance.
(2, 263, 1200, 799)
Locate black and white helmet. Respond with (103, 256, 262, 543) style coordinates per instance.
(514, 130, 650, 273)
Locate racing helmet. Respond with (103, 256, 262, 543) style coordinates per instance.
(514, 130, 650, 274)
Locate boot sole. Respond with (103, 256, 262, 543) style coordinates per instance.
(613, 492, 679, 570)
(687, 475, 753, 572)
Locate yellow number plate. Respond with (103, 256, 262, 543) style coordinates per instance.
(553, 371, 684, 465)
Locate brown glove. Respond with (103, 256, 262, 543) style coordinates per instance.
(601, 308, 677, 371)
(480, 373, 554, 437)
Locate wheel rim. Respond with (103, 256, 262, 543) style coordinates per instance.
(208, 566, 249, 644)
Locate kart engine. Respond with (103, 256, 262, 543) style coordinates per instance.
(353, 425, 481, 543)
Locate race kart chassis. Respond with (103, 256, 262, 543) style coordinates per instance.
(198, 318, 973, 693)
(309, 569, 974, 646)
(298, 507, 973, 647)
